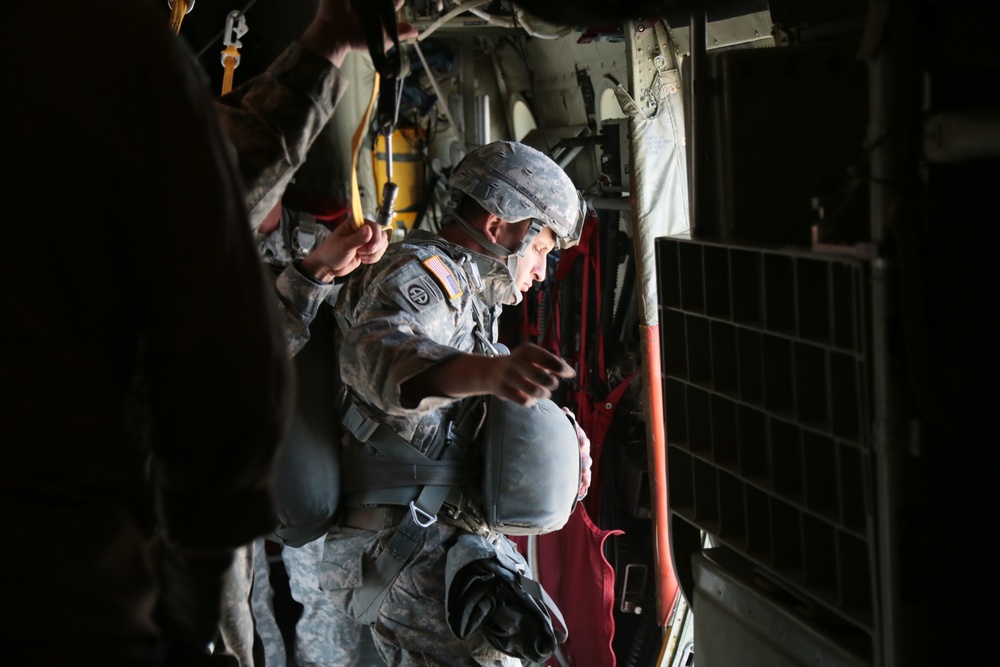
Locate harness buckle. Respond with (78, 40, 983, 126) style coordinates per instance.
(409, 501, 437, 528)
(353, 415, 380, 443)
(220, 11, 248, 69)
(338, 389, 381, 443)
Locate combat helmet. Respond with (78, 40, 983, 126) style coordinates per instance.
(447, 141, 586, 250)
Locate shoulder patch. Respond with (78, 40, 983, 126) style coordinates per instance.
(379, 271, 445, 315)
(403, 278, 435, 308)
(422, 255, 464, 299)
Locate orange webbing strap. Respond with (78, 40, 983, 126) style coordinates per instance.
(169, 0, 189, 35)
(221, 45, 240, 94)
(350, 73, 380, 231)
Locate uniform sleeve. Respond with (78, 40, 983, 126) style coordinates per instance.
(139, 27, 293, 551)
(214, 42, 350, 229)
(337, 255, 474, 416)
(274, 262, 337, 356)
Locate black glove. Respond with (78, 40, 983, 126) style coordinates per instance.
(445, 533, 568, 663)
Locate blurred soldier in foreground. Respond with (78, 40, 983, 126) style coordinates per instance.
(1, 1, 292, 665)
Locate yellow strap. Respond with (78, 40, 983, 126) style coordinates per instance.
(221, 46, 240, 94)
(169, 0, 188, 34)
(350, 73, 380, 231)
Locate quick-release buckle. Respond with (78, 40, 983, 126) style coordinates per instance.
(293, 216, 329, 257)
(409, 501, 437, 528)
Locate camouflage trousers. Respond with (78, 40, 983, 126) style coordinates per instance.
(219, 537, 362, 667)
(252, 539, 286, 667)
(218, 538, 284, 666)
(218, 541, 259, 666)
(320, 522, 521, 667)
(282, 535, 364, 667)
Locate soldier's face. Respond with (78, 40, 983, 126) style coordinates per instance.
(513, 227, 556, 292)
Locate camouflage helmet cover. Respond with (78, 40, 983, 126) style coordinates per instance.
(447, 141, 585, 249)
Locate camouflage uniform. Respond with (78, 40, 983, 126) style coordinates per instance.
(334, 231, 520, 456)
(215, 40, 348, 667)
(238, 205, 364, 667)
(220, 254, 352, 665)
(215, 42, 349, 230)
(324, 230, 525, 666)
(219, 543, 257, 665)
(263, 207, 338, 357)
(251, 538, 288, 667)
(284, 536, 364, 667)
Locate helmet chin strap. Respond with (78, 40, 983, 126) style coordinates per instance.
(449, 212, 544, 284)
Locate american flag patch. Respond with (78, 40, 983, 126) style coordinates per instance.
(422, 255, 463, 299)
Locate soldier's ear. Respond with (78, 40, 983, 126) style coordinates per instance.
(482, 213, 505, 244)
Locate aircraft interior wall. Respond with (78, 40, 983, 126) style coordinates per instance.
(168, 2, 999, 665)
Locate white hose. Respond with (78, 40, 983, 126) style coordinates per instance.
(467, 6, 571, 40)
(416, 0, 491, 42)
(415, 0, 570, 42)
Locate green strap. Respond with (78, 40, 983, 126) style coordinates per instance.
(337, 390, 488, 625)
(347, 483, 452, 625)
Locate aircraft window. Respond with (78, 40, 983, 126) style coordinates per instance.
(510, 98, 537, 142)
(599, 87, 626, 123)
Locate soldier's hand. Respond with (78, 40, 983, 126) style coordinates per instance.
(300, 221, 385, 282)
(563, 407, 593, 500)
(357, 220, 389, 265)
(301, 0, 417, 67)
(487, 344, 575, 406)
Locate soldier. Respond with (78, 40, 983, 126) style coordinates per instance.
(220, 213, 383, 667)
(2, 1, 292, 665)
(325, 140, 593, 666)
(248, 204, 385, 667)
(210, 0, 411, 661)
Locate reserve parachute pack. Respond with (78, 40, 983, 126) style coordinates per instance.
(269, 243, 582, 547)
(269, 301, 343, 548)
(268, 314, 581, 547)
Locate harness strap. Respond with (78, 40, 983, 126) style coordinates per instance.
(350, 74, 380, 231)
(344, 486, 420, 507)
(338, 385, 488, 625)
(221, 45, 239, 94)
(518, 572, 570, 642)
(339, 390, 417, 458)
(340, 455, 478, 494)
(339, 392, 438, 507)
(348, 479, 453, 625)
